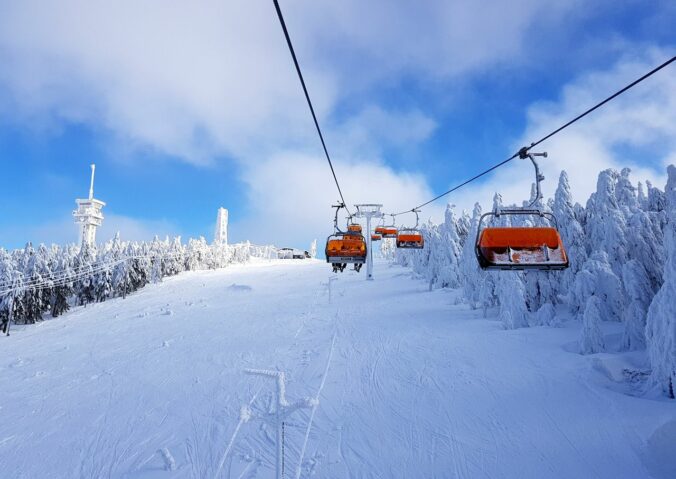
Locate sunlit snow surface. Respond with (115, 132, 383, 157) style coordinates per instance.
(1, 259, 674, 478)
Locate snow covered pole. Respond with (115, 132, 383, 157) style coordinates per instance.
(354, 204, 383, 281)
(244, 368, 316, 479)
(366, 215, 374, 280)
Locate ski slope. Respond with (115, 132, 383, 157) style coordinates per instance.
(1, 259, 675, 479)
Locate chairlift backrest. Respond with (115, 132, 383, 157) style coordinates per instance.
(475, 210, 568, 270)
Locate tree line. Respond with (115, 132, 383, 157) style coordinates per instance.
(0, 235, 275, 331)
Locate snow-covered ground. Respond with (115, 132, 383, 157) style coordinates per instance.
(1, 259, 675, 479)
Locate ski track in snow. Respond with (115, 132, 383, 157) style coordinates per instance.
(1, 259, 675, 478)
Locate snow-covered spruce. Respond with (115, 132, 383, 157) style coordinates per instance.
(580, 295, 605, 355)
(646, 165, 676, 397)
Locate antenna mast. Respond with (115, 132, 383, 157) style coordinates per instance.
(88, 164, 96, 200)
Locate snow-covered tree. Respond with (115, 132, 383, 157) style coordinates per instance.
(637, 181, 648, 210)
(535, 302, 558, 327)
(580, 295, 605, 354)
(21, 243, 52, 323)
(50, 248, 75, 317)
(625, 209, 664, 292)
(456, 209, 471, 247)
(646, 165, 676, 398)
(0, 248, 23, 332)
(496, 272, 529, 329)
(435, 204, 462, 288)
(616, 168, 639, 217)
(585, 169, 628, 275)
(569, 251, 623, 321)
(460, 203, 486, 309)
(552, 171, 588, 293)
(621, 260, 651, 350)
(74, 244, 96, 307)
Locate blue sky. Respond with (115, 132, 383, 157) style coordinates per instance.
(0, 0, 675, 250)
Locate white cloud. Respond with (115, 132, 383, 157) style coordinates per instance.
(332, 105, 437, 158)
(0, 0, 581, 165)
(232, 152, 443, 249)
(448, 49, 676, 214)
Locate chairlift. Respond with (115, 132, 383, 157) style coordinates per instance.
(376, 215, 398, 238)
(475, 150, 569, 270)
(396, 209, 424, 249)
(371, 234, 382, 241)
(347, 222, 363, 234)
(325, 203, 367, 273)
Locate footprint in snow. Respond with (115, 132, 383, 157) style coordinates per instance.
(228, 283, 253, 292)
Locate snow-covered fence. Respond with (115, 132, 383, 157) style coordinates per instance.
(0, 235, 279, 331)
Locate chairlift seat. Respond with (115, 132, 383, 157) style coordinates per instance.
(381, 227, 398, 238)
(396, 231, 424, 249)
(476, 227, 568, 270)
(325, 234, 367, 264)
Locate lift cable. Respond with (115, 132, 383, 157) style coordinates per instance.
(390, 54, 676, 216)
(272, 0, 351, 215)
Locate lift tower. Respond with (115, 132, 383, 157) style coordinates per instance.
(354, 204, 383, 281)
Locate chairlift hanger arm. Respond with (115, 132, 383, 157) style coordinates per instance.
(518, 149, 547, 206)
(332, 202, 346, 233)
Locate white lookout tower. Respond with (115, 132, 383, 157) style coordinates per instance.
(73, 164, 105, 248)
(214, 207, 229, 245)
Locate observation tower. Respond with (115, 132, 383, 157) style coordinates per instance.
(214, 207, 229, 245)
(73, 164, 105, 248)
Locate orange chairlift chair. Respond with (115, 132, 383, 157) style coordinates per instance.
(371, 234, 382, 241)
(376, 215, 398, 238)
(475, 150, 569, 270)
(325, 204, 367, 273)
(396, 209, 424, 249)
(347, 222, 363, 234)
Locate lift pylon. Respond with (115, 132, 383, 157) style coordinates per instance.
(354, 204, 383, 280)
